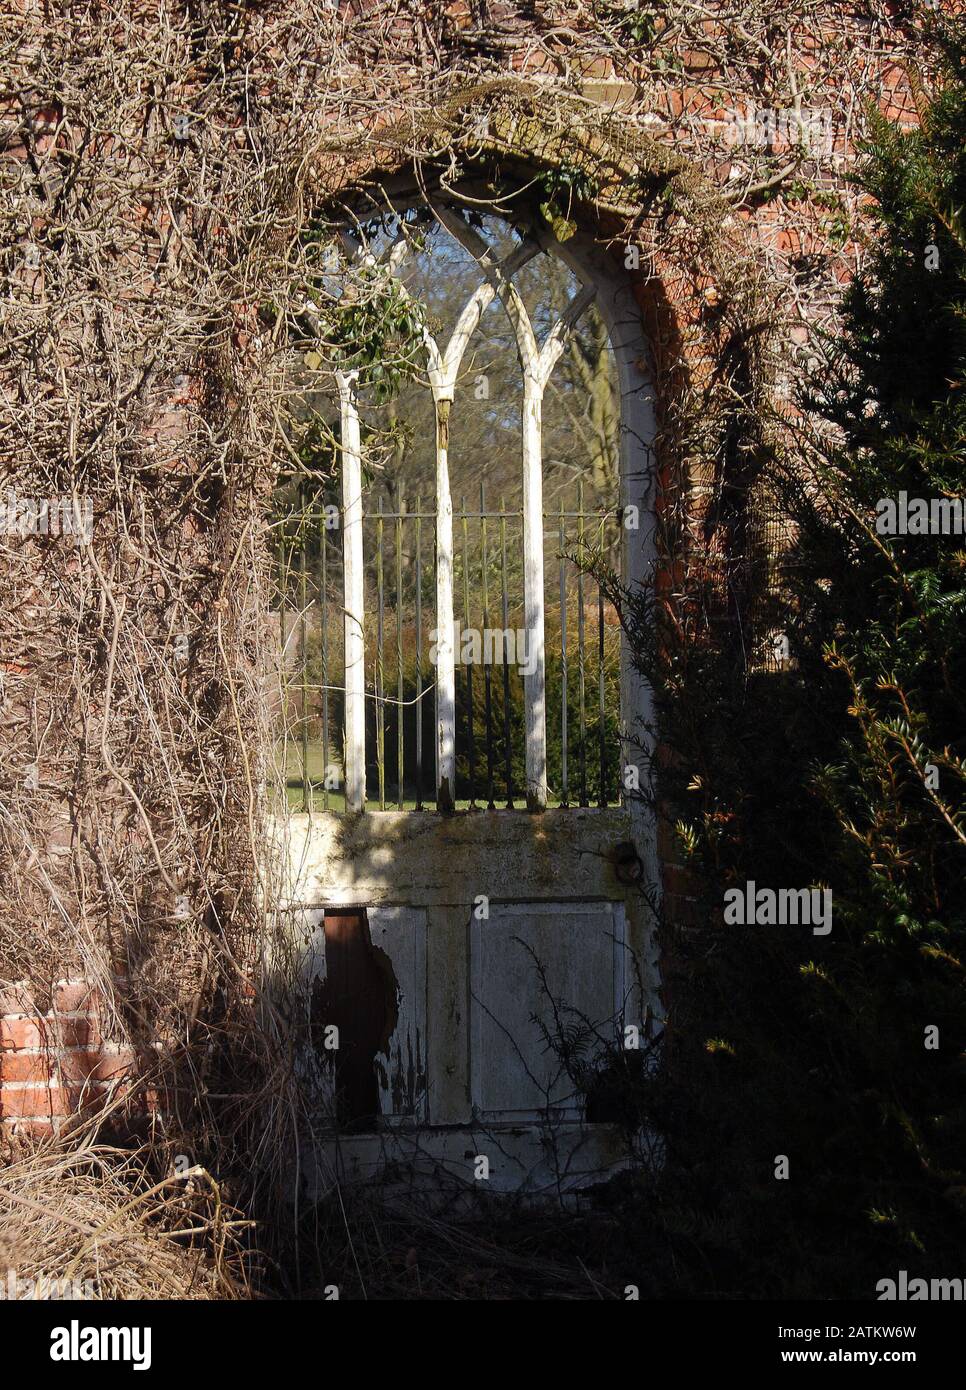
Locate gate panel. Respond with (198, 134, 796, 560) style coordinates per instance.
(470, 902, 627, 1122)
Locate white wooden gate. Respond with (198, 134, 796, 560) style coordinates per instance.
(279, 198, 662, 1198)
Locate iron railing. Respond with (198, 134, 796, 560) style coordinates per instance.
(274, 478, 622, 812)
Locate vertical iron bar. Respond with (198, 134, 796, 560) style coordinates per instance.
(278, 526, 288, 809)
(396, 485, 404, 810)
(500, 496, 513, 808)
(415, 494, 423, 810)
(480, 481, 495, 809)
(433, 517, 439, 805)
(320, 503, 330, 811)
(462, 496, 476, 808)
(299, 484, 310, 813)
(577, 479, 588, 807)
(377, 496, 385, 810)
(598, 509, 607, 808)
(559, 499, 568, 808)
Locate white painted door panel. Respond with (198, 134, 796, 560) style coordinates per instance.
(470, 902, 627, 1121)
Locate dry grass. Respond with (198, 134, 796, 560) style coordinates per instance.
(289, 1181, 638, 1300)
(0, 1133, 255, 1301)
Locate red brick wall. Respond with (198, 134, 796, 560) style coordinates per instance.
(0, 981, 136, 1138)
(2, 1, 957, 1127)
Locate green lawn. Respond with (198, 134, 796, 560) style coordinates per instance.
(274, 738, 610, 812)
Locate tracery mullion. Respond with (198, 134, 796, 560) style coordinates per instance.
(433, 203, 595, 811)
(331, 236, 411, 814)
(336, 368, 366, 813)
(386, 229, 537, 811)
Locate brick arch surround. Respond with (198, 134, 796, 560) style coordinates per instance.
(317, 77, 779, 687)
(262, 108, 773, 1188)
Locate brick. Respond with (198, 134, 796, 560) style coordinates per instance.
(53, 980, 99, 1014)
(0, 1085, 69, 1118)
(0, 1016, 49, 1051)
(662, 864, 697, 896)
(52, 1016, 100, 1050)
(682, 49, 717, 74)
(1, 1013, 101, 1050)
(0, 1051, 56, 1084)
(664, 893, 700, 929)
(0, 982, 34, 1015)
(59, 1047, 135, 1084)
(770, 227, 803, 256)
(0, 1117, 55, 1138)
